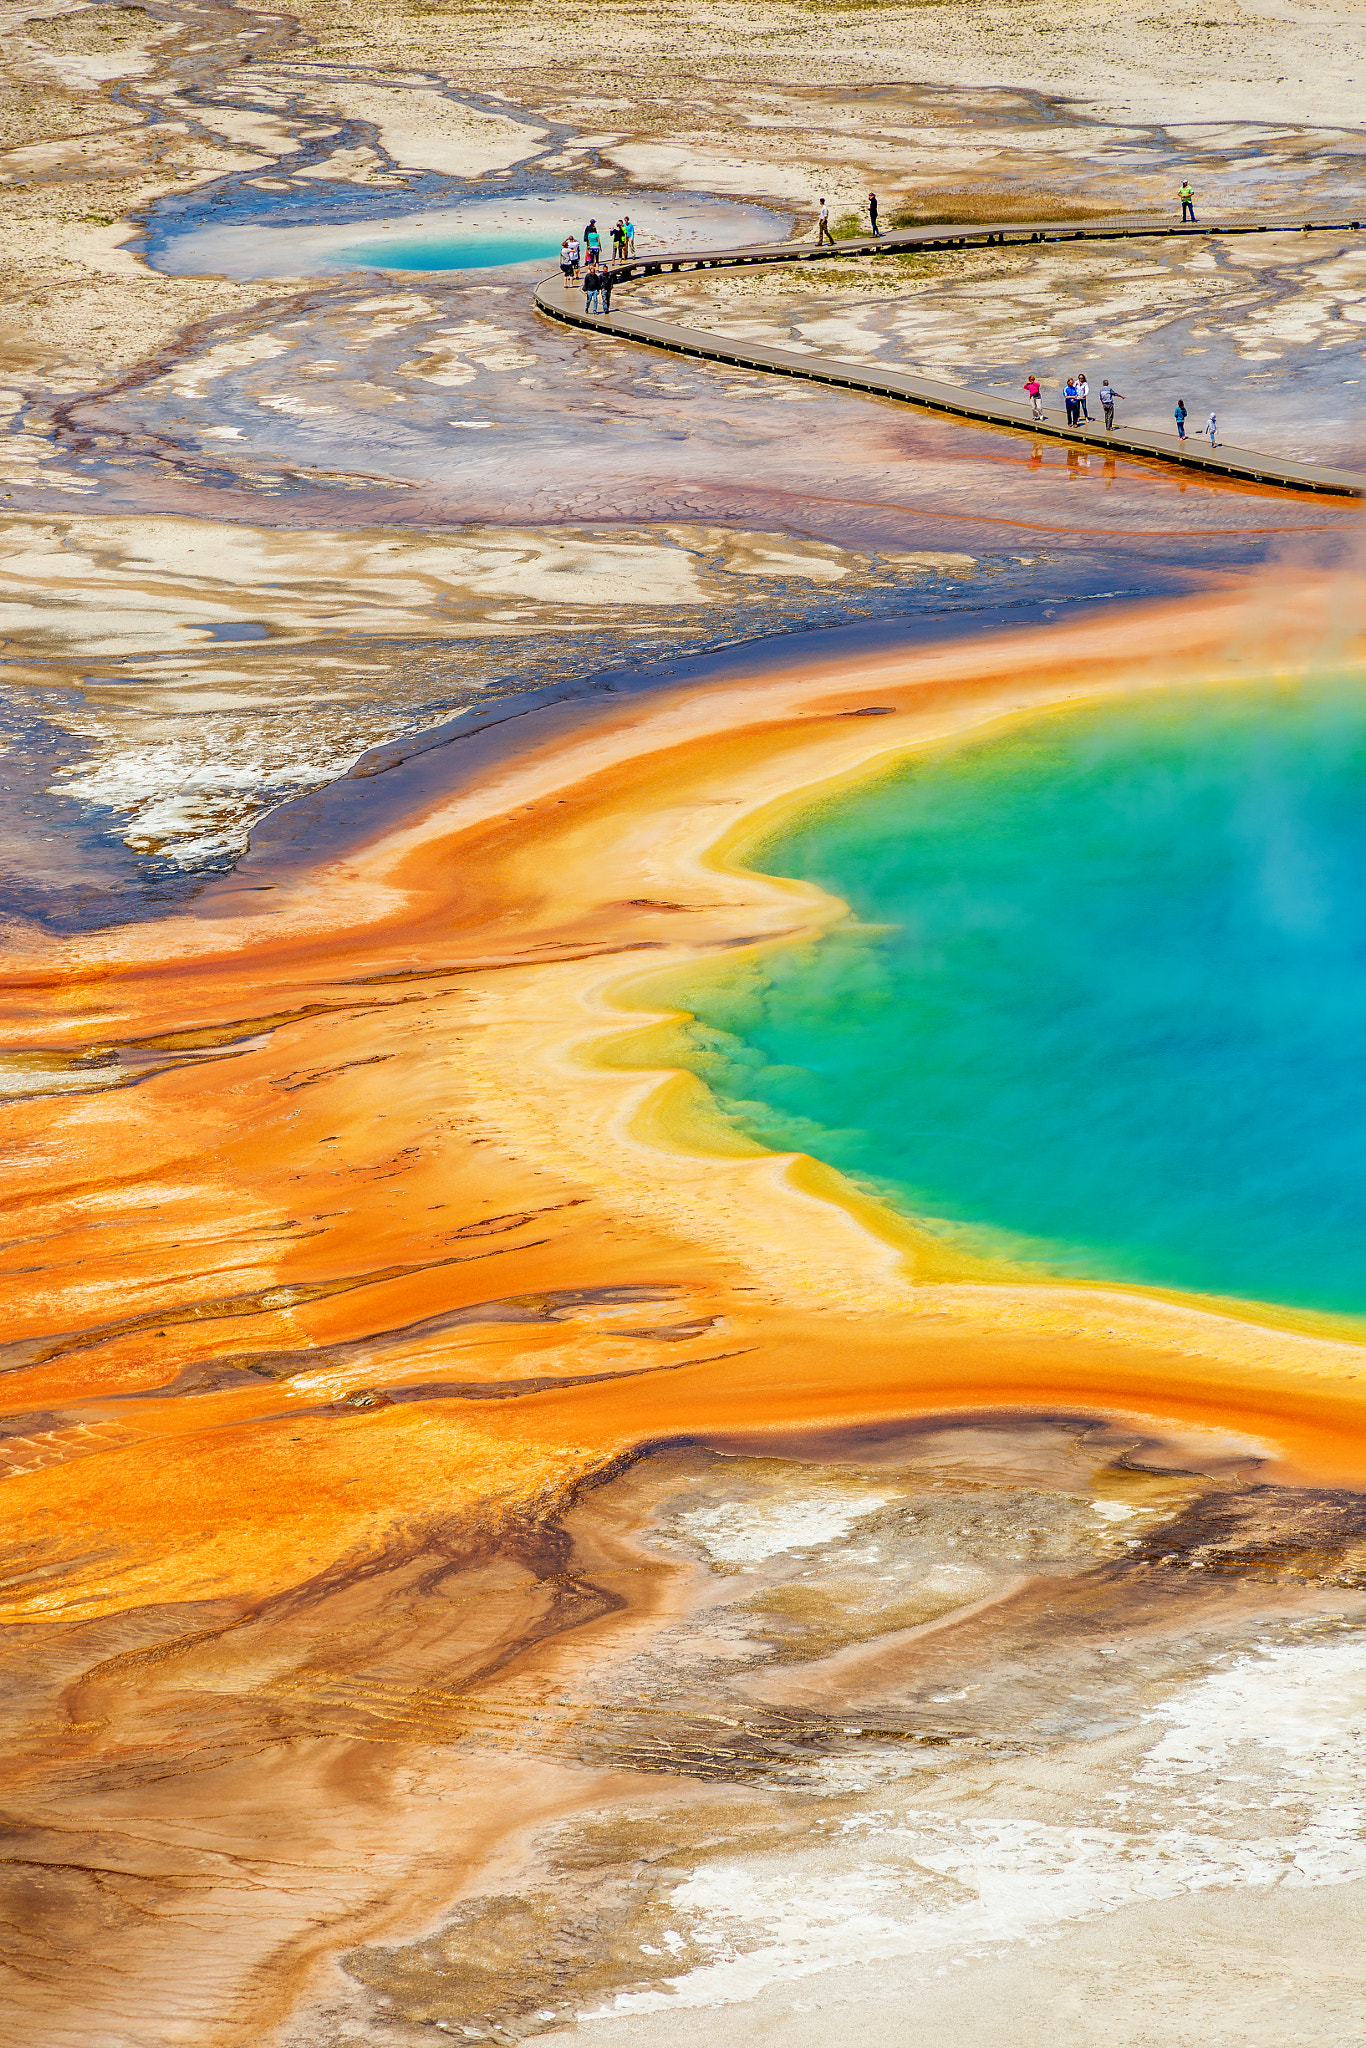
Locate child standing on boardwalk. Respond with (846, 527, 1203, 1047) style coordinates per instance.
(1205, 410, 1218, 444)
(1174, 398, 1188, 439)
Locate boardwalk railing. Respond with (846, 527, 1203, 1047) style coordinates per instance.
(533, 211, 1365, 498)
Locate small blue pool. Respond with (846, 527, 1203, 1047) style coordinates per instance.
(336, 230, 563, 272)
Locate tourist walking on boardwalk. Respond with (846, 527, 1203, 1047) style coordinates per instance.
(1205, 409, 1218, 444)
(584, 219, 601, 262)
(583, 259, 602, 314)
(560, 236, 575, 284)
(1179, 180, 1196, 222)
(611, 220, 624, 259)
(1099, 376, 1124, 430)
(1078, 372, 1092, 422)
(1024, 372, 1043, 420)
(623, 215, 635, 256)
(868, 190, 880, 234)
(599, 264, 615, 316)
(1174, 397, 1188, 439)
(817, 196, 835, 245)
(1064, 375, 1080, 426)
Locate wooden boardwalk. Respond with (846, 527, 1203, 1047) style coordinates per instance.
(532, 211, 1366, 498)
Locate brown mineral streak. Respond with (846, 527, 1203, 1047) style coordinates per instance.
(3, 581, 1366, 2041)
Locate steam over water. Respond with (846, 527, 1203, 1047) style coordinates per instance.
(652, 675, 1366, 1314)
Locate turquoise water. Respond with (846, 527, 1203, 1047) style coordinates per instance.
(653, 679, 1366, 1313)
(336, 231, 560, 272)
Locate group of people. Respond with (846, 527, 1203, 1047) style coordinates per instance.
(559, 216, 636, 314)
(1023, 371, 1218, 443)
(1174, 398, 1218, 443)
(559, 216, 635, 279)
(1023, 371, 1123, 430)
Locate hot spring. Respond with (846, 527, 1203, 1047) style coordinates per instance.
(641, 673, 1366, 1317)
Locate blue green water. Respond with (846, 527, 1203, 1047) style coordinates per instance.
(337, 231, 559, 272)
(647, 678, 1366, 1314)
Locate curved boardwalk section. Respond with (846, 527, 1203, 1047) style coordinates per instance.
(534, 211, 1366, 498)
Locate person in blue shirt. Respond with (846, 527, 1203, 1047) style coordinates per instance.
(1174, 397, 1188, 439)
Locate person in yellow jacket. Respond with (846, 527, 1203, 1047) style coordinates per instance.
(1179, 180, 1196, 222)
